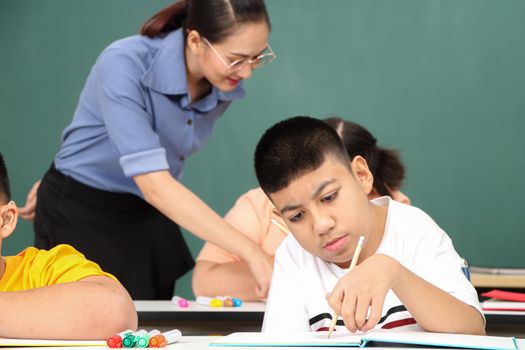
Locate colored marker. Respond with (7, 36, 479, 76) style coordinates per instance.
(196, 295, 222, 307)
(217, 295, 243, 307)
(171, 295, 189, 307)
(107, 330, 134, 348)
(461, 258, 471, 281)
(137, 329, 161, 348)
(217, 295, 234, 307)
(122, 329, 147, 348)
(149, 329, 182, 348)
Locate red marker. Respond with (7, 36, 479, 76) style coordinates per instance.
(107, 330, 134, 348)
(149, 329, 182, 348)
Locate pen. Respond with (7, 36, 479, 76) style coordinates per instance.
(270, 218, 292, 235)
(327, 235, 365, 338)
(461, 258, 470, 281)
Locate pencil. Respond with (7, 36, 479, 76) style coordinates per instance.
(327, 235, 365, 338)
(270, 218, 292, 235)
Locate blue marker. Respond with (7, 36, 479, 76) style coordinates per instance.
(461, 258, 470, 281)
(217, 295, 242, 307)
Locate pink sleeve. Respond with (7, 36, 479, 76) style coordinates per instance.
(196, 188, 272, 264)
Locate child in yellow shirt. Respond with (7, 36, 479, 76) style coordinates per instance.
(0, 152, 137, 339)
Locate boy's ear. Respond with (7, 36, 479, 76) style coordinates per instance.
(350, 156, 374, 195)
(0, 201, 18, 239)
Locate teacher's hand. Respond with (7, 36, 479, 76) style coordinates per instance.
(19, 180, 41, 221)
(244, 245, 273, 299)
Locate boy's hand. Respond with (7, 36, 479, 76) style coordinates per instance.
(326, 254, 404, 333)
(19, 180, 41, 221)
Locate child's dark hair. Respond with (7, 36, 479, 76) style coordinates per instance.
(140, 0, 271, 43)
(0, 152, 11, 203)
(323, 117, 406, 198)
(254, 116, 350, 194)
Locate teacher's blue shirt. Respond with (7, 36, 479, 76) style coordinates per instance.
(55, 29, 245, 197)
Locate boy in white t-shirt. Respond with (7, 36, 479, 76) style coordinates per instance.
(254, 116, 485, 335)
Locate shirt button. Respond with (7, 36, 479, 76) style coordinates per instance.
(179, 155, 185, 161)
(187, 119, 193, 126)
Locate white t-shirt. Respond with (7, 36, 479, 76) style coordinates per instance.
(262, 197, 482, 333)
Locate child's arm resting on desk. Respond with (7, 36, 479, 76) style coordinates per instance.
(193, 189, 272, 301)
(0, 275, 137, 339)
(193, 260, 264, 301)
(135, 171, 273, 299)
(327, 254, 485, 335)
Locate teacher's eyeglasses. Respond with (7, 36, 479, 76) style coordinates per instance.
(202, 37, 276, 71)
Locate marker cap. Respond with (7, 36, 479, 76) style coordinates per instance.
(106, 330, 134, 348)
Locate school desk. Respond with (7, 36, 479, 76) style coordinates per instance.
(134, 301, 525, 337)
(6, 336, 523, 350)
(472, 273, 525, 289)
(135, 300, 265, 335)
(164, 336, 525, 350)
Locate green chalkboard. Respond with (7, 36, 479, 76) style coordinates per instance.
(1, 0, 524, 299)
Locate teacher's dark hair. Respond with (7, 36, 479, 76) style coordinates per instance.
(323, 117, 406, 198)
(140, 0, 271, 43)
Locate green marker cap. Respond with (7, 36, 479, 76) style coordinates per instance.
(136, 335, 150, 348)
(122, 334, 136, 348)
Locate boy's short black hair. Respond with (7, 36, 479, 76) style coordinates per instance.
(0, 152, 11, 203)
(254, 116, 350, 194)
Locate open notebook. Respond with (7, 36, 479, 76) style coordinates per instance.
(0, 338, 105, 347)
(209, 330, 519, 350)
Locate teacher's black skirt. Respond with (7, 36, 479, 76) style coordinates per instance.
(34, 164, 195, 300)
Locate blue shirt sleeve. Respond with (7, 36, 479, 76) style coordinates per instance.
(94, 48, 169, 177)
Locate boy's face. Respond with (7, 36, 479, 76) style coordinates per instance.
(269, 156, 376, 268)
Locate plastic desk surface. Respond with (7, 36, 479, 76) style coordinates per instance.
(167, 336, 525, 350)
(4, 336, 525, 350)
(134, 300, 525, 337)
(135, 300, 265, 322)
(135, 300, 266, 312)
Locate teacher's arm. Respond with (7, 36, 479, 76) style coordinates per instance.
(134, 170, 273, 298)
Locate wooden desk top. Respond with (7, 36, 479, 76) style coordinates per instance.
(471, 273, 525, 288)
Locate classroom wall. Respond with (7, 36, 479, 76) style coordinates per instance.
(1, 0, 524, 299)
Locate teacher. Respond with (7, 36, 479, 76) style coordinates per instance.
(20, 0, 275, 300)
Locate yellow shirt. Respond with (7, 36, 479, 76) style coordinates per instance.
(0, 244, 117, 291)
(197, 187, 289, 263)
